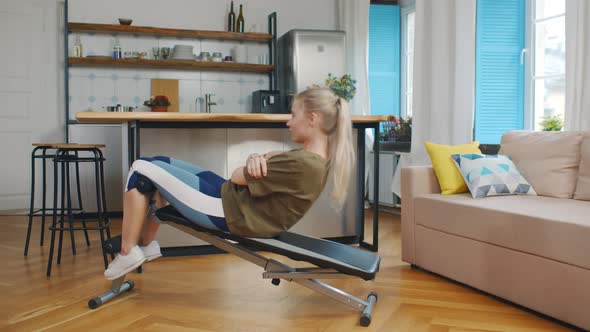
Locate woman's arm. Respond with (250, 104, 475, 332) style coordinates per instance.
(262, 150, 282, 159)
(230, 166, 248, 185)
(230, 150, 283, 185)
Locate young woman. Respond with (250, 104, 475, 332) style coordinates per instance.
(104, 87, 355, 280)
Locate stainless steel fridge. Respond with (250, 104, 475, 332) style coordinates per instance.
(277, 29, 347, 112)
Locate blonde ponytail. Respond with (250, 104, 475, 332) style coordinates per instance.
(329, 97, 354, 208)
(296, 88, 355, 209)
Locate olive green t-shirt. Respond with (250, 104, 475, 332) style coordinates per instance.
(221, 149, 329, 238)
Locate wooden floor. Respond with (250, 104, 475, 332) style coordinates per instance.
(0, 211, 575, 331)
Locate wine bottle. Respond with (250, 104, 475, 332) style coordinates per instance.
(228, 1, 236, 32)
(73, 35, 83, 57)
(236, 4, 244, 33)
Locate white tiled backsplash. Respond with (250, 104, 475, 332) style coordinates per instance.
(68, 33, 270, 120)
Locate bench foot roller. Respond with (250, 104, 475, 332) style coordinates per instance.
(360, 292, 378, 327)
(88, 278, 134, 309)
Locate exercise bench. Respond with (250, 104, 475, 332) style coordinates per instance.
(89, 180, 381, 326)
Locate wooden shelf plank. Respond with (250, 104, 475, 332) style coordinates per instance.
(68, 57, 274, 73)
(75, 112, 394, 124)
(68, 22, 272, 42)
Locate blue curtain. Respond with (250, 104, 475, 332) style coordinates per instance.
(369, 4, 401, 118)
(475, 0, 526, 144)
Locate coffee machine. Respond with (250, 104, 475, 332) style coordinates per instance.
(251, 90, 281, 113)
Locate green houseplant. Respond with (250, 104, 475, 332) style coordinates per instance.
(325, 74, 357, 101)
(539, 114, 563, 131)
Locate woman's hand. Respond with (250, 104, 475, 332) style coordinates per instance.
(246, 153, 268, 179)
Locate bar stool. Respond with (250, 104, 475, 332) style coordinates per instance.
(46, 144, 113, 277)
(24, 143, 88, 256)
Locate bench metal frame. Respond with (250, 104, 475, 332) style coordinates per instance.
(88, 220, 378, 326)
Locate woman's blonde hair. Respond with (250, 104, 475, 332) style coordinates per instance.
(296, 87, 355, 209)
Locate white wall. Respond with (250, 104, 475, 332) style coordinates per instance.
(0, 0, 63, 210)
(69, 0, 336, 37)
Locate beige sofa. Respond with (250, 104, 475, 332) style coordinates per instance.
(401, 131, 590, 330)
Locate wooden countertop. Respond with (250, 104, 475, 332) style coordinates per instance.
(75, 112, 394, 124)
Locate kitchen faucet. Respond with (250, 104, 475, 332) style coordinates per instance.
(204, 94, 217, 113)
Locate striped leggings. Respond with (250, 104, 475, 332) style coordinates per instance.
(125, 156, 228, 231)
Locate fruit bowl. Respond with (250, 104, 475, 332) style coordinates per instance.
(118, 18, 132, 25)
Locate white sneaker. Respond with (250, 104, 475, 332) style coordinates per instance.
(140, 240, 162, 262)
(104, 245, 146, 280)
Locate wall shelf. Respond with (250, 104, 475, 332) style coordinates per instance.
(63, 6, 278, 140)
(68, 57, 274, 73)
(68, 22, 273, 42)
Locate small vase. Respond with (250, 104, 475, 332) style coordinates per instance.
(150, 106, 168, 112)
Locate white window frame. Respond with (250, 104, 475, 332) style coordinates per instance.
(524, 0, 566, 130)
(400, 3, 415, 119)
(524, 0, 533, 130)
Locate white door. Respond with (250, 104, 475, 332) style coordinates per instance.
(0, 0, 62, 210)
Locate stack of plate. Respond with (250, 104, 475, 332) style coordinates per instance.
(170, 45, 195, 60)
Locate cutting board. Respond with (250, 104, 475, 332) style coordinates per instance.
(151, 79, 179, 112)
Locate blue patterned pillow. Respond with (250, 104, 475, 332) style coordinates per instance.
(451, 154, 536, 198)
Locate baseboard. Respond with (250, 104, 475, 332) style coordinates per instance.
(0, 209, 29, 216)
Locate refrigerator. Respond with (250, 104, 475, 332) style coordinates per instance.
(277, 29, 347, 112)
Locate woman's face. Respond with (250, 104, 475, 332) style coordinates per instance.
(287, 98, 312, 144)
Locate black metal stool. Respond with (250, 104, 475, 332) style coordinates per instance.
(24, 143, 88, 256)
(46, 144, 113, 277)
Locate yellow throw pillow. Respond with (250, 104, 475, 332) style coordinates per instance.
(424, 141, 481, 195)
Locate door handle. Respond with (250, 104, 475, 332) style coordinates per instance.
(520, 48, 528, 65)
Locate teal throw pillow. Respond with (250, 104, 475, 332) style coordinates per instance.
(451, 154, 536, 198)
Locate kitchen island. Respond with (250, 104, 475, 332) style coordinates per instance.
(76, 112, 392, 253)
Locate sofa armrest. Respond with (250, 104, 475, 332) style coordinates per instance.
(401, 166, 441, 263)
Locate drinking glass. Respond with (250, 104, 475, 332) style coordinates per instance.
(161, 47, 171, 59)
(151, 47, 160, 59)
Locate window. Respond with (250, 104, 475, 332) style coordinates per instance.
(529, 0, 565, 130)
(475, 0, 566, 143)
(368, 4, 401, 118)
(401, 7, 415, 118)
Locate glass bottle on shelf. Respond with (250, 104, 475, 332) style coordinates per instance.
(236, 4, 245, 33)
(228, 1, 236, 32)
(113, 37, 122, 59)
(73, 35, 83, 57)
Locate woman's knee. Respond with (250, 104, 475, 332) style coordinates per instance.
(127, 159, 160, 192)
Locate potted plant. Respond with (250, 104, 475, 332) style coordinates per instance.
(325, 73, 357, 102)
(144, 95, 171, 112)
(381, 116, 412, 142)
(539, 114, 563, 131)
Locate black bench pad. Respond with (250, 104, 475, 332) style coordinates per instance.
(156, 205, 381, 280)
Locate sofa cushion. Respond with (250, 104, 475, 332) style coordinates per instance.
(574, 134, 590, 200)
(414, 194, 590, 269)
(424, 141, 481, 195)
(499, 130, 584, 198)
(451, 154, 536, 198)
